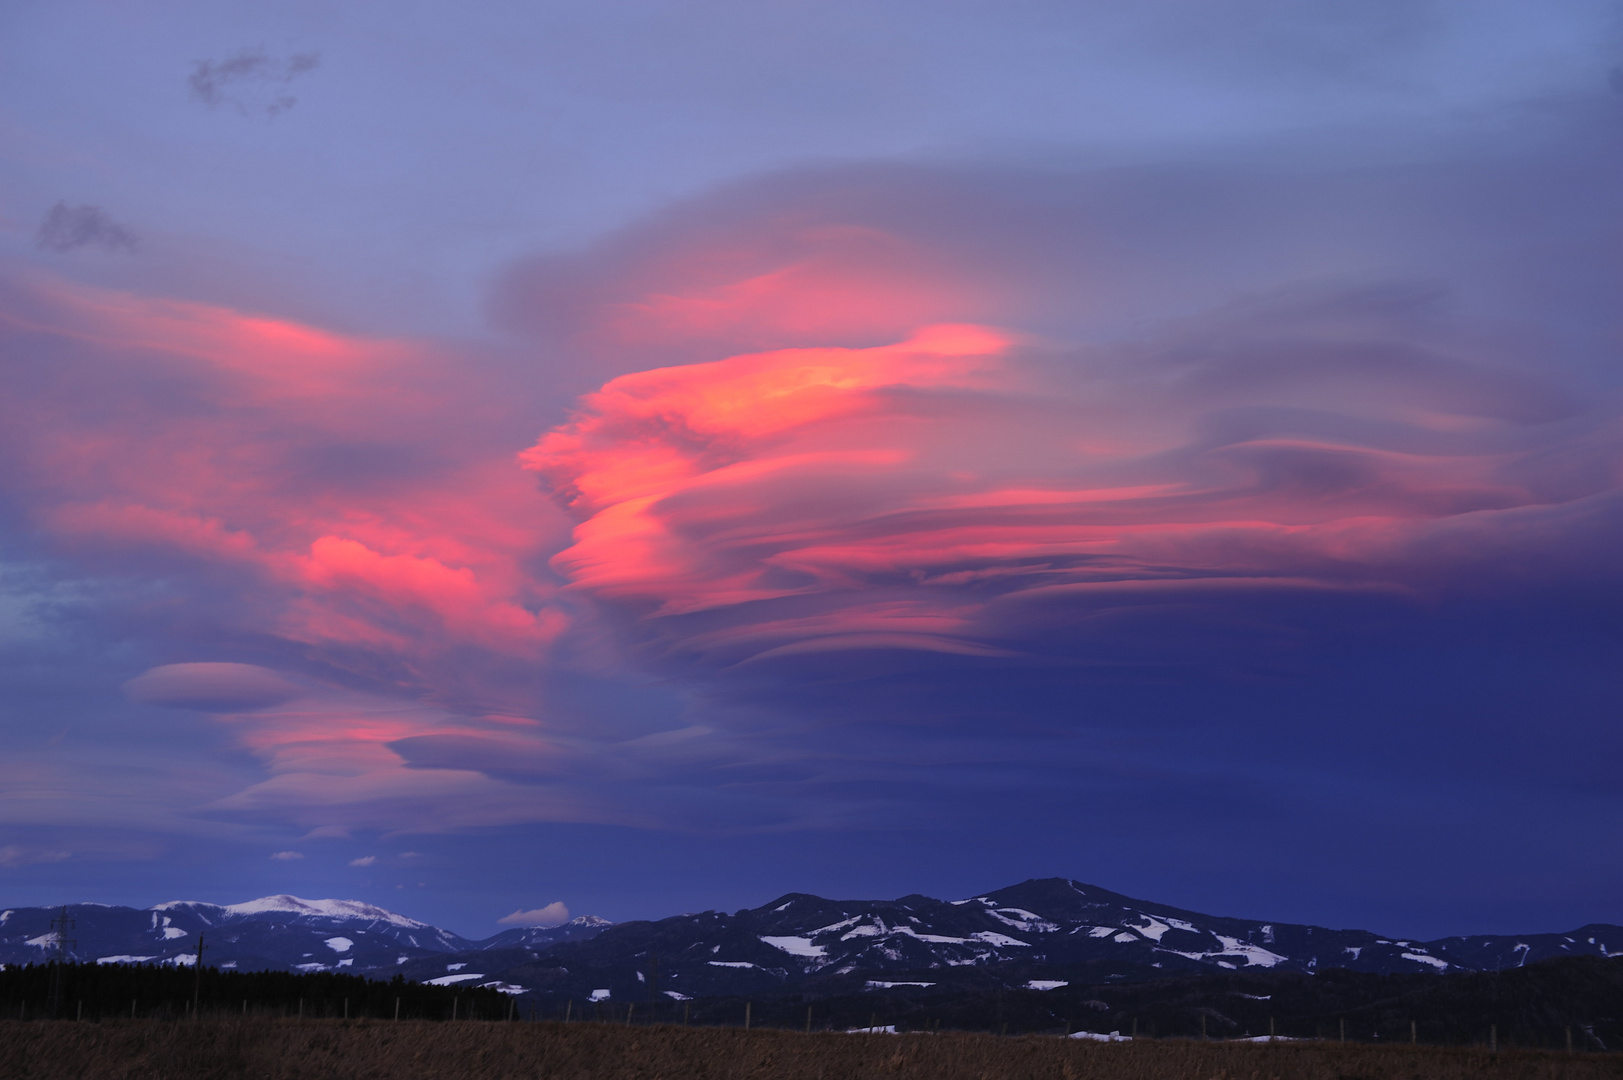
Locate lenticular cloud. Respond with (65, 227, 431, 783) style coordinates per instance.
(526, 285, 1619, 674)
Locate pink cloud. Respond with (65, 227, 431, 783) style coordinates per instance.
(525, 294, 1611, 666)
(2, 276, 569, 685)
(0, 275, 595, 833)
(497, 901, 569, 927)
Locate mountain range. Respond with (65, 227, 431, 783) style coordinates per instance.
(3, 879, 1618, 1002)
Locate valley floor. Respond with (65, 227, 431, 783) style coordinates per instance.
(0, 1020, 1620, 1080)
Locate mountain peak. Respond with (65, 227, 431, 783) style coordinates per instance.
(152, 895, 430, 928)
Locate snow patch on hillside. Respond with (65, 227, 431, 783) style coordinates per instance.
(761, 935, 826, 958)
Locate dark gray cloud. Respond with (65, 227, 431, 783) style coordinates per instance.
(34, 203, 139, 255)
(189, 48, 320, 118)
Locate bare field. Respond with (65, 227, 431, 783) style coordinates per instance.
(1, 1020, 1620, 1080)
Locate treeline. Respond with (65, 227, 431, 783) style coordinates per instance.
(0, 962, 510, 1021)
(636, 956, 1623, 1049)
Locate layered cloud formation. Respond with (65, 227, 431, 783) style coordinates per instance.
(524, 302, 1614, 676)
(0, 95, 1619, 920)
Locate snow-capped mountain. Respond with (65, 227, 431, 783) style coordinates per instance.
(0, 895, 609, 975)
(454, 878, 1623, 1002)
(479, 916, 614, 952)
(3, 880, 1618, 1003)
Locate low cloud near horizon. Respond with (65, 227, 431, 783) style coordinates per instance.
(497, 902, 570, 928)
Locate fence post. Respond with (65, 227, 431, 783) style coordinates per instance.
(1410, 1020, 1416, 1044)
(1566, 1026, 1574, 1053)
(1339, 1018, 1345, 1043)
(395, 997, 401, 1021)
(806, 1006, 813, 1035)
(344, 998, 349, 1020)
(745, 1002, 751, 1030)
(1490, 1025, 1497, 1053)
(564, 1000, 571, 1023)
(626, 1003, 635, 1027)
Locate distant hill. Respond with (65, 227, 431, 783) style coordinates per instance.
(4, 878, 1618, 1010)
(0, 894, 608, 991)
(467, 877, 1623, 1004)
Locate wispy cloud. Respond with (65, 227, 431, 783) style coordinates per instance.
(348, 855, 376, 867)
(35, 203, 138, 255)
(0, 845, 72, 868)
(269, 850, 303, 861)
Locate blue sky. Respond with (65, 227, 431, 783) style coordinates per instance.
(0, 0, 1620, 939)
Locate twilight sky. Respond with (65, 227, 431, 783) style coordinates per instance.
(1, 0, 1621, 940)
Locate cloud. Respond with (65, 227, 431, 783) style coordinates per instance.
(0, 274, 589, 835)
(124, 663, 303, 711)
(348, 855, 376, 866)
(3, 98, 1622, 860)
(523, 291, 1610, 676)
(269, 850, 303, 860)
(497, 901, 569, 927)
(489, 118, 1623, 857)
(499, 110, 1623, 713)
(0, 845, 72, 868)
(34, 203, 139, 255)
(189, 48, 320, 118)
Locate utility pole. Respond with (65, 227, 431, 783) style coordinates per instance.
(192, 932, 205, 1016)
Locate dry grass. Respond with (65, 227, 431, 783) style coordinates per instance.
(0, 1019, 1619, 1080)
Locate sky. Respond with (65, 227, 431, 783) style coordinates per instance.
(0, 0, 1621, 941)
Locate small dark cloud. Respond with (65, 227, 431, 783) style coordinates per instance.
(34, 203, 139, 255)
(189, 47, 320, 117)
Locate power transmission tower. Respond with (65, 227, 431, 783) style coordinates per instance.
(46, 906, 76, 1017)
(192, 932, 206, 1016)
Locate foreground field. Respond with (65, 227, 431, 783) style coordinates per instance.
(0, 1020, 1619, 1080)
